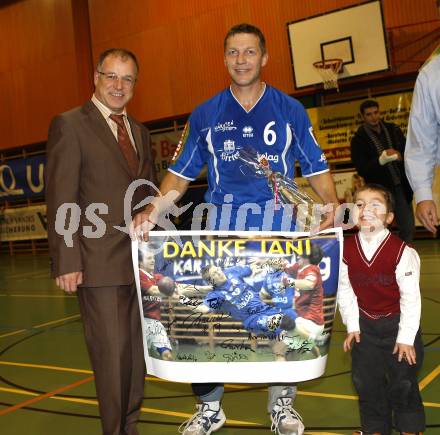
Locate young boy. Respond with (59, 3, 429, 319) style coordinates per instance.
(337, 184, 425, 435)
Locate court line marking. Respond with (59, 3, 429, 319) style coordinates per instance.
(1, 383, 438, 432)
(33, 314, 80, 329)
(298, 390, 357, 400)
(0, 387, 36, 397)
(224, 383, 440, 407)
(0, 329, 27, 339)
(0, 386, 259, 425)
(225, 384, 359, 400)
(0, 375, 94, 416)
(1, 361, 439, 409)
(0, 294, 76, 299)
(419, 364, 440, 390)
(0, 361, 174, 379)
(0, 314, 80, 339)
(0, 361, 93, 374)
(0, 361, 167, 379)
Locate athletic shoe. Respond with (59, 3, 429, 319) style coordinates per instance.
(179, 403, 226, 435)
(270, 397, 305, 435)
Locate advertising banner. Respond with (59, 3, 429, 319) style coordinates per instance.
(133, 229, 342, 383)
(150, 130, 181, 182)
(0, 155, 46, 202)
(308, 92, 413, 162)
(0, 204, 47, 241)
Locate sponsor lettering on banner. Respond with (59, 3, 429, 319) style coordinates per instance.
(0, 205, 47, 241)
(133, 229, 342, 383)
(308, 92, 413, 162)
(0, 155, 46, 201)
(150, 130, 181, 182)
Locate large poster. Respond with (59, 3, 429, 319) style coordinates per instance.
(133, 229, 342, 383)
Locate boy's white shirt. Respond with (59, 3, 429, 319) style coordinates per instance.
(337, 228, 421, 345)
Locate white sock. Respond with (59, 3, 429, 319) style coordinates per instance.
(205, 400, 220, 412)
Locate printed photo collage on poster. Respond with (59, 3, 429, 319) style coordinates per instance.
(133, 229, 342, 383)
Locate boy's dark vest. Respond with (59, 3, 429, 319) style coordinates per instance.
(343, 233, 406, 317)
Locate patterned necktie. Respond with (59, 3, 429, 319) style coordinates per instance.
(109, 114, 139, 177)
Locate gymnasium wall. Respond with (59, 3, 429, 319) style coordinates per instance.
(0, 0, 438, 150)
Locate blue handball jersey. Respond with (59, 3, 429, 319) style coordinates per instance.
(169, 85, 328, 209)
(262, 270, 294, 311)
(204, 265, 280, 325)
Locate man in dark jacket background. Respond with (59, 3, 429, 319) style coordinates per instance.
(351, 99, 414, 242)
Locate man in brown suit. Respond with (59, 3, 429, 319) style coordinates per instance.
(46, 48, 156, 435)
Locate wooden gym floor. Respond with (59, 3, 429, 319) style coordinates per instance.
(0, 239, 439, 434)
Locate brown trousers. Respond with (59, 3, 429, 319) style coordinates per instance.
(78, 284, 145, 435)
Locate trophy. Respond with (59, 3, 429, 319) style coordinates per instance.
(238, 147, 316, 231)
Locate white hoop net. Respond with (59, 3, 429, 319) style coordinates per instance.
(313, 59, 343, 91)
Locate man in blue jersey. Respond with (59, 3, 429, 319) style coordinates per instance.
(133, 23, 338, 435)
(197, 263, 296, 335)
(261, 265, 296, 322)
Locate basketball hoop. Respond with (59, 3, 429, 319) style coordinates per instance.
(313, 58, 343, 91)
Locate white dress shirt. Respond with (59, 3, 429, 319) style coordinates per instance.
(405, 54, 440, 203)
(337, 229, 421, 345)
(91, 94, 137, 153)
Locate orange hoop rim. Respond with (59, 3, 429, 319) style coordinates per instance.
(313, 58, 343, 71)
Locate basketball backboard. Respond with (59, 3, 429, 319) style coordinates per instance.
(287, 0, 390, 89)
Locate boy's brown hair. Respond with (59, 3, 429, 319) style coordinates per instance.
(354, 183, 395, 213)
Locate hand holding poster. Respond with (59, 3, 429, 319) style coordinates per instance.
(133, 229, 342, 384)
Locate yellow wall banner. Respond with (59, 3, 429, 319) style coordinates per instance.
(307, 92, 413, 162)
(0, 205, 47, 242)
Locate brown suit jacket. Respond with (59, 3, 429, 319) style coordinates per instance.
(46, 100, 157, 287)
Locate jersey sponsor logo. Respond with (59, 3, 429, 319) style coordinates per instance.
(220, 139, 241, 162)
(242, 126, 254, 137)
(319, 153, 327, 163)
(214, 120, 237, 132)
(236, 290, 253, 309)
(272, 296, 288, 304)
(257, 152, 279, 164)
(172, 122, 190, 162)
(143, 295, 162, 302)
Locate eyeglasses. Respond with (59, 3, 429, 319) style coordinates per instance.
(97, 71, 136, 87)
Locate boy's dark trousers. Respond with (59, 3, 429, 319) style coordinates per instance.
(351, 315, 425, 435)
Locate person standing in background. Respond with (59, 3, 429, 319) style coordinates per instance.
(351, 100, 414, 242)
